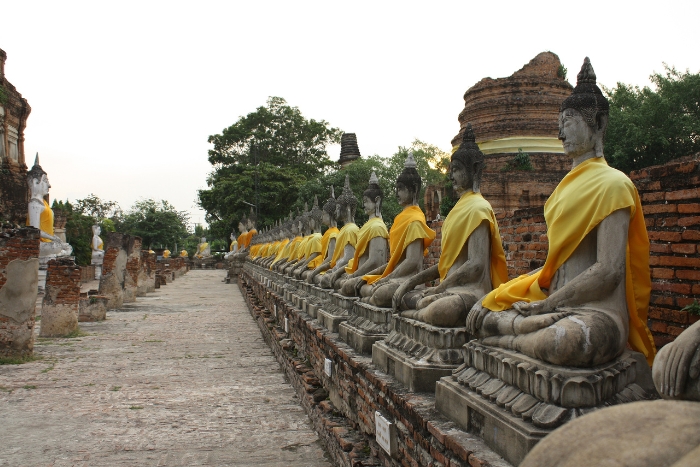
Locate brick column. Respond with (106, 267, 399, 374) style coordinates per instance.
(98, 233, 130, 309)
(40, 257, 80, 337)
(137, 250, 156, 295)
(0, 228, 40, 357)
(123, 236, 142, 303)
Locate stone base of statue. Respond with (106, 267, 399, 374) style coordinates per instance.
(78, 294, 108, 322)
(435, 341, 658, 466)
(91, 250, 104, 281)
(373, 315, 468, 393)
(339, 301, 392, 355)
(317, 292, 358, 332)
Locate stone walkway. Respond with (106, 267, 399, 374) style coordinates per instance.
(0, 270, 332, 467)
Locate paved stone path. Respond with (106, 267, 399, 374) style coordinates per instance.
(0, 270, 332, 467)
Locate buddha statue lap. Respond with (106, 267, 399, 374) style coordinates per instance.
(307, 187, 340, 285)
(358, 154, 435, 307)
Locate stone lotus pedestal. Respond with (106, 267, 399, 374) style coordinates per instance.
(373, 315, 468, 393)
(435, 341, 657, 466)
(338, 300, 392, 355)
(317, 292, 358, 332)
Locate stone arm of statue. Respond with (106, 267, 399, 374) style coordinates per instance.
(28, 201, 60, 242)
(326, 244, 356, 283)
(432, 222, 491, 294)
(392, 264, 440, 312)
(346, 237, 388, 279)
(371, 239, 424, 288)
(307, 239, 337, 283)
(653, 320, 700, 399)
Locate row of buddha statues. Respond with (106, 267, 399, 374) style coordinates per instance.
(244, 57, 657, 372)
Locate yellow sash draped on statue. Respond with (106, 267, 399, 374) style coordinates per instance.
(329, 223, 359, 267)
(363, 206, 435, 285)
(311, 227, 339, 269)
(304, 233, 324, 268)
(285, 236, 304, 262)
(267, 241, 280, 257)
(26, 199, 54, 242)
(481, 158, 655, 364)
(271, 239, 290, 266)
(96, 238, 104, 250)
(245, 229, 257, 248)
(250, 244, 260, 257)
(237, 233, 247, 249)
(163, 250, 171, 258)
(197, 243, 209, 254)
(292, 236, 309, 261)
(230, 241, 238, 252)
(345, 217, 389, 274)
(438, 192, 508, 286)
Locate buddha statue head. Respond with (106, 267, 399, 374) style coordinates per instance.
(299, 202, 311, 235)
(451, 123, 485, 195)
(337, 174, 357, 224)
(92, 224, 101, 237)
(396, 152, 421, 206)
(238, 214, 248, 234)
(559, 57, 609, 158)
(363, 171, 384, 218)
(309, 196, 323, 232)
(247, 207, 257, 230)
(27, 153, 50, 200)
(322, 186, 338, 228)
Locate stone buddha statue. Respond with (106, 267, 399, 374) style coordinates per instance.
(179, 249, 188, 257)
(163, 249, 171, 258)
(307, 186, 340, 285)
(320, 176, 360, 289)
(274, 212, 303, 272)
(194, 237, 211, 259)
(245, 208, 258, 248)
(224, 230, 238, 259)
(393, 126, 508, 326)
(26, 154, 72, 259)
(91, 224, 104, 261)
(357, 154, 436, 307)
(284, 205, 311, 275)
(335, 172, 389, 296)
(292, 196, 325, 279)
(268, 215, 294, 269)
(466, 57, 656, 368)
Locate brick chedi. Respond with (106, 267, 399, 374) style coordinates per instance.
(338, 133, 361, 168)
(452, 52, 573, 212)
(0, 48, 32, 225)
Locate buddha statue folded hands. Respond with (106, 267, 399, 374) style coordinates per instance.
(465, 58, 656, 368)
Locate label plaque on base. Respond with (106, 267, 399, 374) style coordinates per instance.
(375, 411, 396, 456)
(324, 358, 332, 377)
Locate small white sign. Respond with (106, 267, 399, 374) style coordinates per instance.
(375, 411, 396, 456)
(274, 304, 277, 317)
(324, 358, 332, 377)
(284, 317, 289, 333)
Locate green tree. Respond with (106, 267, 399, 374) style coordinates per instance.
(604, 65, 700, 173)
(199, 96, 342, 235)
(117, 199, 190, 250)
(74, 194, 122, 221)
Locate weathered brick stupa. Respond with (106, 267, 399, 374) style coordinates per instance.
(452, 52, 573, 212)
(338, 132, 361, 168)
(0, 48, 31, 225)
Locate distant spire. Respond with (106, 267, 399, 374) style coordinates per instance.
(404, 151, 417, 169)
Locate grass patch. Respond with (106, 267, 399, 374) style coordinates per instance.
(35, 316, 41, 321)
(0, 386, 12, 393)
(41, 363, 56, 373)
(0, 355, 42, 365)
(110, 386, 121, 391)
(23, 385, 37, 390)
(129, 405, 144, 410)
(144, 340, 163, 343)
(142, 314, 148, 320)
(85, 383, 95, 386)
(65, 327, 88, 339)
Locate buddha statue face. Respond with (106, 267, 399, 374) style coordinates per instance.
(238, 221, 245, 232)
(449, 159, 473, 196)
(558, 108, 600, 159)
(363, 195, 380, 216)
(29, 174, 50, 199)
(322, 210, 331, 227)
(395, 182, 414, 207)
(92, 225, 101, 236)
(201, 237, 206, 243)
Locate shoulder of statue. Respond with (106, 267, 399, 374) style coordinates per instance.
(28, 198, 46, 208)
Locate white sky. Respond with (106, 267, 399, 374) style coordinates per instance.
(1, 1, 697, 229)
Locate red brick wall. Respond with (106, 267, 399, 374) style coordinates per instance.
(44, 258, 81, 306)
(0, 227, 40, 288)
(631, 158, 700, 348)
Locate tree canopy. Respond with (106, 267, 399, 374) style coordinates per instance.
(604, 66, 700, 173)
(117, 199, 190, 250)
(199, 96, 342, 239)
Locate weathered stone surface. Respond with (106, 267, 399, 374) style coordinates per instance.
(78, 294, 107, 322)
(98, 233, 130, 309)
(520, 400, 700, 467)
(0, 258, 38, 356)
(0, 270, 331, 466)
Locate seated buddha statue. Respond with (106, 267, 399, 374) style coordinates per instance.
(320, 176, 360, 289)
(292, 196, 325, 279)
(466, 58, 656, 368)
(284, 205, 312, 275)
(393, 126, 508, 326)
(274, 213, 304, 272)
(91, 224, 104, 263)
(179, 249, 188, 257)
(245, 208, 258, 250)
(336, 172, 389, 296)
(224, 231, 238, 260)
(358, 154, 436, 307)
(307, 186, 340, 284)
(26, 155, 73, 259)
(194, 237, 211, 259)
(162, 249, 171, 259)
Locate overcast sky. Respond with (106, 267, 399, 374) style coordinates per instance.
(1, 1, 697, 229)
